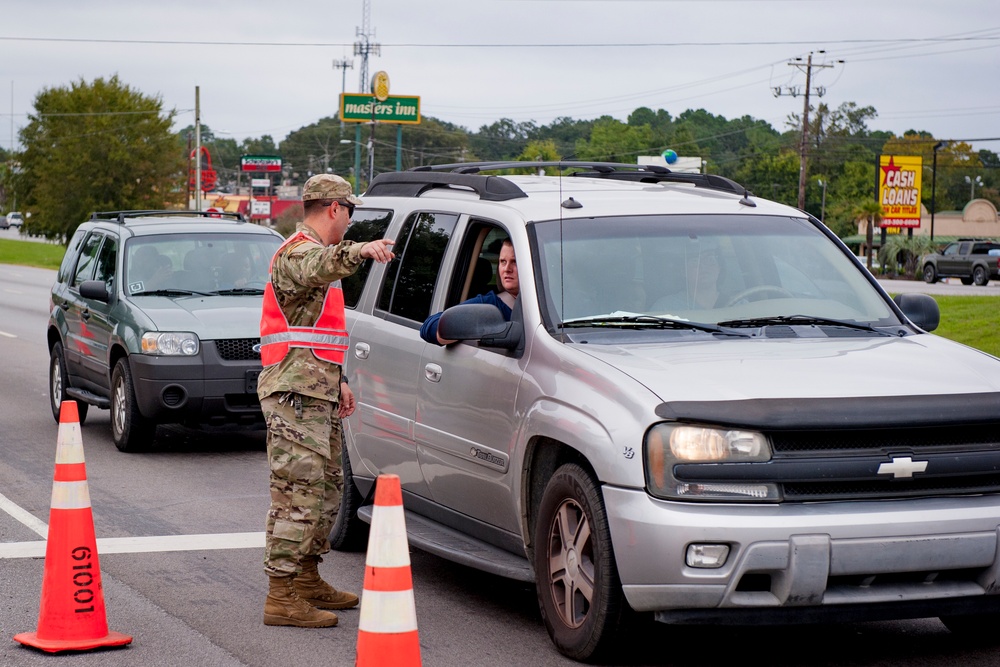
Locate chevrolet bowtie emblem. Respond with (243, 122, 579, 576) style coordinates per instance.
(877, 456, 929, 479)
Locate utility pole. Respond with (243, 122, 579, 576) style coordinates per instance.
(194, 86, 202, 212)
(353, 0, 381, 93)
(332, 57, 353, 128)
(773, 51, 841, 210)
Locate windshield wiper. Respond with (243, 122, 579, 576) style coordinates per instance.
(717, 314, 894, 336)
(131, 288, 214, 297)
(213, 287, 265, 295)
(559, 314, 750, 337)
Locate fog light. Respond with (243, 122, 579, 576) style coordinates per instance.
(686, 543, 730, 569)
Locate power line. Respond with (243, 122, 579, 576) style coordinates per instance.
(1, 35, 999, 48)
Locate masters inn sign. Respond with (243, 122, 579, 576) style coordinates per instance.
(339, 94, 421, 125)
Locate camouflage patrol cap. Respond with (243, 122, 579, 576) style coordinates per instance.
(301, 174, 363, 205)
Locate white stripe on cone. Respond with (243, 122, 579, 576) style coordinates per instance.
(50, 481, 91, 510)
(365, 504, 410, 568)
(55, 423, 85, 463)
(358, 590, 419, 633)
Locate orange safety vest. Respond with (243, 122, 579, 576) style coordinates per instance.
(258, 232, 349, 367)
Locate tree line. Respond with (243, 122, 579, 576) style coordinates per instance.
(2, 76, 997, 244)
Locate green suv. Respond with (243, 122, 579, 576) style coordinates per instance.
(47, 210, 283, 451)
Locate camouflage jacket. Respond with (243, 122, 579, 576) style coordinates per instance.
(257, 224, 366, 403)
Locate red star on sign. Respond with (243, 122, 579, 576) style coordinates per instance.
(881, 157, 900, 187)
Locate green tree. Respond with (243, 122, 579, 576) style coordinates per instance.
(574, 116, 655, 162)
(15, 75, 184, 242)
(533, 116, 596, 159)
(733, 151, 800, 206)
(469, 118, 537, 162)
(824, 159, 877, 238)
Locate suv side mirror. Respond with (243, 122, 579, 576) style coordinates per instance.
(79, 279, 111, 303)
(893, 293, 940, 332)
(438, 303, 523, 352)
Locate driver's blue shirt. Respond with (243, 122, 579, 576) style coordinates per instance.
(419, 291, 513, 345)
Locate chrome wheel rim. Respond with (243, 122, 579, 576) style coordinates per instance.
(51, 358, 62, 408)
(112, 375, 126, 436)
(546, 498, 594, 629)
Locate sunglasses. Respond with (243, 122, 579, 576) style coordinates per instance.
(320, 199, 355, 218)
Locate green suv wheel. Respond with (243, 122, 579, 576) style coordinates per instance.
(111, 358, 155, 452)
(329, 445, 370, 551)
(49, 342, 88, 425)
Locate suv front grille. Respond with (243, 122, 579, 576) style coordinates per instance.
(216, 338, 261, 361)
(770, 424, 998, 454)
(772, 424, 1000, 501)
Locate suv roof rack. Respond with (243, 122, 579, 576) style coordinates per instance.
(89, 210, 247, 224)
(365, 171, 529, 201)
(394, 161, 751, 198)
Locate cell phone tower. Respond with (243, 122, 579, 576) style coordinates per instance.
(354, 0, 381, 93)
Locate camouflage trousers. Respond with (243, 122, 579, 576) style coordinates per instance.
(261, 392, 343, 577)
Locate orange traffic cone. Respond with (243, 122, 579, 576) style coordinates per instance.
(13, 400, 133, 653)
(356, 474, 420, 666)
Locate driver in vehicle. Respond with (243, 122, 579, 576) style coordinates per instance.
(420, 238, 519, 345)
(652, 247, 721, 312)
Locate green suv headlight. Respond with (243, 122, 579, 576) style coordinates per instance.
(141, 332, 200, 356)
(644, 423, 778, 501)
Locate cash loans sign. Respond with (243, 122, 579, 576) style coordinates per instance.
(879, 155, 923, 228)
(339, 94, 421, 124)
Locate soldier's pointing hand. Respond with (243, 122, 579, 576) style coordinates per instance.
(361, 239, 395, 263)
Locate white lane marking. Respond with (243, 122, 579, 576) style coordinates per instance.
(0, 532, 266, 559)
(0, 330, 16, 338)
(0, 491, 264, 559)
(0, 491, 49, 538)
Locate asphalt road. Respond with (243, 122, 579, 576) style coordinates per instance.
(1, 261, 1000, 667)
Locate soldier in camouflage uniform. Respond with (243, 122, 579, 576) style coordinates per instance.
(257, 173, 394, 628)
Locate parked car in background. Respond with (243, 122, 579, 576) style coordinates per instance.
(0, 215, 8, 230)
(47, 210, 283, 451)
(921, 239, 1000, 285)
(6, 212, 24, 228)
(329, 162, 1000, 661)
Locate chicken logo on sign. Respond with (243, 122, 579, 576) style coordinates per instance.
(189, 146, 218, 193)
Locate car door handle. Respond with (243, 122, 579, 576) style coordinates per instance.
(60, 302, 69, 310)
(354, 342, 370, 360)
(424, 363, 442, 383)
(81, 310, 91, 320)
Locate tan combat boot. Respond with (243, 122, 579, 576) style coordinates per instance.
(293, 555, 360, 610)
(263, 575, 339, 627)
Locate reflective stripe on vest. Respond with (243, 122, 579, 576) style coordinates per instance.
(259, 232, 349, 367)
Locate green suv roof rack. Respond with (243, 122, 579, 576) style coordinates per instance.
(89, 210, 247, 224)
(364, 161, 751, 202)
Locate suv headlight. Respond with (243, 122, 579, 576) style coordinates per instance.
(644, 423, 778, 501)
(141, 332, 200, 356)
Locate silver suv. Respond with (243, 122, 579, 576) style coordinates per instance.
(331, 162, 1000, 661)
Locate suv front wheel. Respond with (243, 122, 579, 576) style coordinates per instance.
(922, 263, 937, 284)
(533, 463, 624, 661)
(111, 358, 155, 452)
(49, 342, 89, 425)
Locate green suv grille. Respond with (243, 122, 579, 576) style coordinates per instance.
(216, 338, 261, 361)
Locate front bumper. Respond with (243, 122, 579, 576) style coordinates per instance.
(604, 485, 1000, 622)
(128, 342, 263, 425)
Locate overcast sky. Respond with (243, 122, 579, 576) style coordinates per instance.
(2, 0, 999, 156)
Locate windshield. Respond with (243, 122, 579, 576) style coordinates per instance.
(533, 214, 897, 332)
(126, 233, 280, 296)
